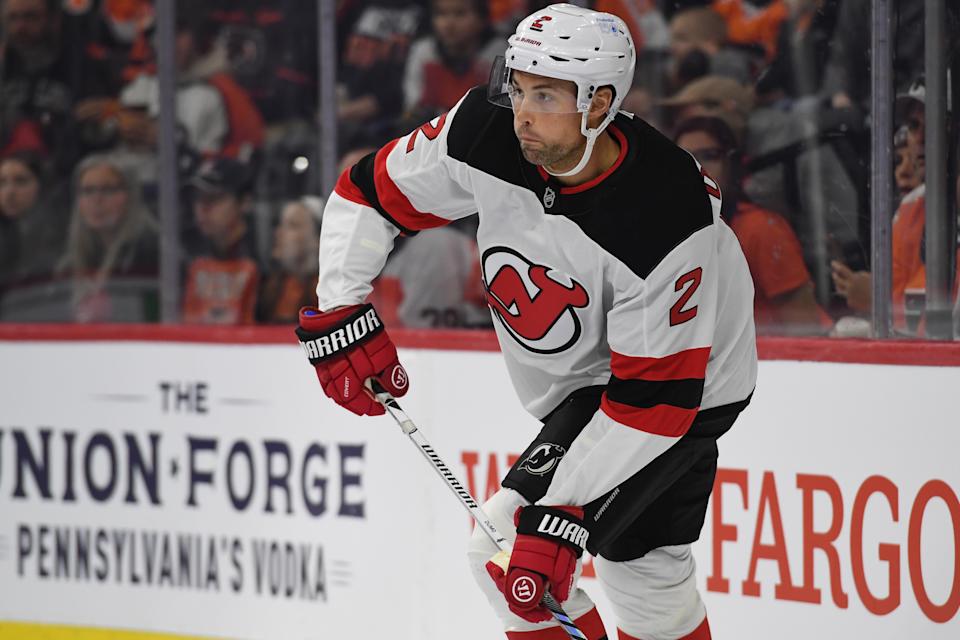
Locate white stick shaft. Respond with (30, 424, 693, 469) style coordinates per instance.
(376, 389, 509, 550)
(370, 383, 588, 640)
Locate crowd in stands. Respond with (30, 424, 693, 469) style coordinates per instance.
(0, 0, 958, 338)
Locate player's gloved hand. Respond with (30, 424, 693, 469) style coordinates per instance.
(485, 505, 589, 623)
(296, 304, 408, 416)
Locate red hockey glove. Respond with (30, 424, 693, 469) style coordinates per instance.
(485, 505, 589, 623)
(296, 304, 409, 416)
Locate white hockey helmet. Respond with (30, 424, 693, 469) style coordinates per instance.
(489, 3, 636, 176)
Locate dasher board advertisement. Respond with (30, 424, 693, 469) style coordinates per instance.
(0, 339, 957, 639)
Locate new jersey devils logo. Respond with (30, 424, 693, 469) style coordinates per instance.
(482, 247, 589, 354)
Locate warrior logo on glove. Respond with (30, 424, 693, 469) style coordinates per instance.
(534, 511, 589, 548)
(485, 505, 589, 623)
(511, 576, 538, 604)
(299, 306, 382, 362)
(296, 304, 409, 416)
(390, 365, 408, 391)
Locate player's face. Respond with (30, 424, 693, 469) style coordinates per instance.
(510, 71, 585, 169)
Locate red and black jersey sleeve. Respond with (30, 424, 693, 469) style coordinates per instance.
(316, 89, 483, 309)
(332, 93, 483, 235)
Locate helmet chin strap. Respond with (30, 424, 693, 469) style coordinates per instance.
(543, 111, 612, 178)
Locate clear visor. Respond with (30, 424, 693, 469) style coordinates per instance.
(487, 55, 581, 115)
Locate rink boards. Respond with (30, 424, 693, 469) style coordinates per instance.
(0, 333, 958, 639)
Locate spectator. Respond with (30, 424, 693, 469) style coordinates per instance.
(822, 0, 960, 112)
(0, 0, 111, 168)
(896, 78, 926, 187)
(403, 0, 500, 119)
(894, 125, 922, 199)
(674, 114, 831, 335)
(60, 0, 156, 93)
(182, 157, 263, 325)
(661, 74, 862, 298)
(76, 1, 265, 180)
(711, 0, 788, 61)
(58, 153, 159, 323)
(659, 74, 754, 138)
(754, 0, 840, 102)
(258, 196, 324, 324)
(831, 78, 954, 335)
(337, 0, 425, 139)
(667, 6, 754, 87)
(0, 152, 67, 299)
(209, 0, 319, 123)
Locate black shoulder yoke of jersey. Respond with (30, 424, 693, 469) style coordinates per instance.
(446, 86, 525, 186)
(447, 88, 713, 280)
(563, 115, 714, 280)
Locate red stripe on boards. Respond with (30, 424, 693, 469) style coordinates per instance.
(506, 607, 606, 639)
(601, 395, 698, 437)
(610, 347, 710, 382)
(373, 139, 451, 231)
(3, 326, 960, 367)
(333, 168, 371, 207)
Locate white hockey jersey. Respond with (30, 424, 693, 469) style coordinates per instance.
(317, 87, 758, 508)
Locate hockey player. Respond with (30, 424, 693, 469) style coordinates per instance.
(296, 4, 757, 639)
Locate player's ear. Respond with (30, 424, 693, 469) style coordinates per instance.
(588, 86, 614, 126)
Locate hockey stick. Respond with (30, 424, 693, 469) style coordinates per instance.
(368, 380, 588, 640)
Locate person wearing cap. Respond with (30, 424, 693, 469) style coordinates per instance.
(296, 4, 757, 638)
(75, 0, 264, 176)
(181, 157, 263, 324)
(832, 76, 959, 336)
(675, 114, 831, 335)
(257, 196, 324, 324)
(893, 125, 923, 199)
(659, 74, 754, 139)
(663, 73, 864, 299)
(895, 78, 927, 186)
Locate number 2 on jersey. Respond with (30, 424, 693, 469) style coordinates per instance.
(406, 113, 448, 153)
(670, 267, 702, 326)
